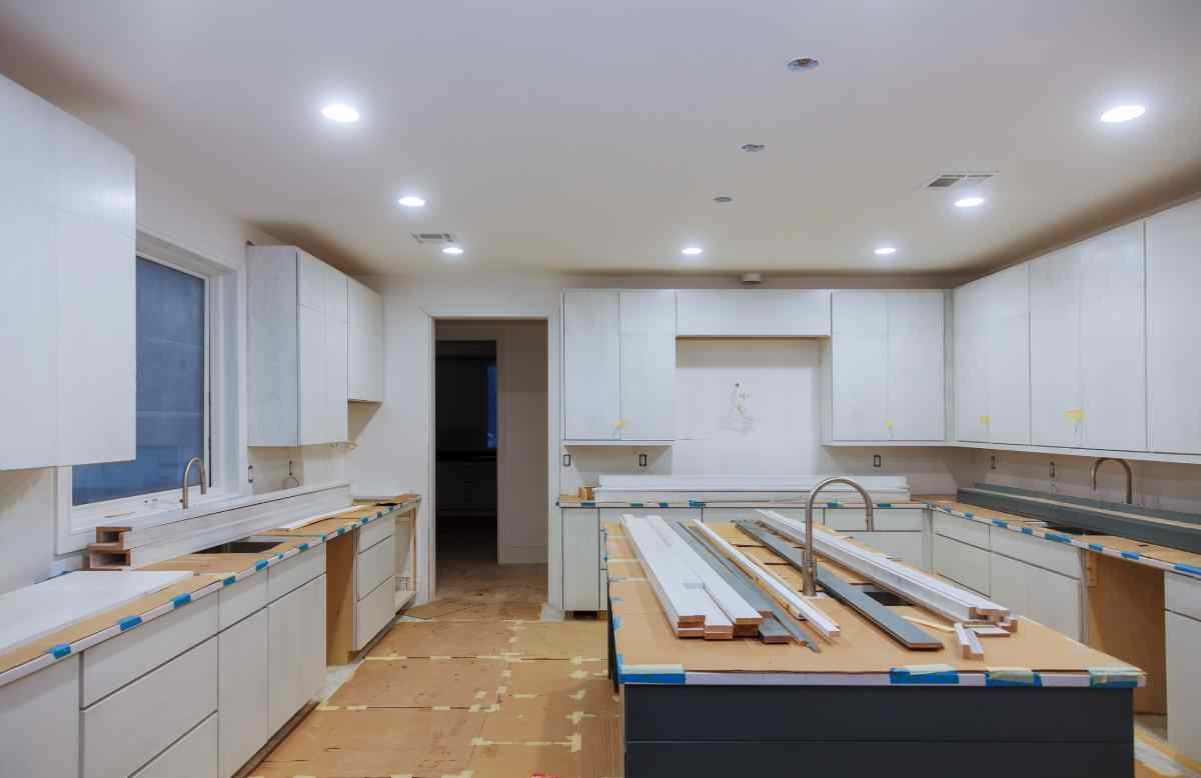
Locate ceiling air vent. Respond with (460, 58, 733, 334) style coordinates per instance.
(923, 172, 994, 190)
(411, 232, 457, 245)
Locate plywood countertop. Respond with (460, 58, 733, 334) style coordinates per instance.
(607, 521, 1140, 685)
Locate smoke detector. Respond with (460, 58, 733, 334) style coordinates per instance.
(741, 273, 763, 286)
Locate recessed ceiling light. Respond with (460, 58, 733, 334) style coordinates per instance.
(786, 57, 820, 72)
(874, 246, 898, 256)
(442, 246, 464, 255)
(321, 103, 360, 123)
(1100, 104, 1146, 123)
(740, 143, 766, 153)
(954, 196, 985, 208)
(713, 195, 734, 204)
(397, 195, 426, 208)
(681, 246, 704, 256)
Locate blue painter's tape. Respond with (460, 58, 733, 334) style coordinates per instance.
(991, 518, 1007, 528)
(1089, 543, 1105, 552)
(337, 527, 347, 535)
(255, 560, 269, 571)
(299, 542, 310, 552)
(961, 511, 974, 519)
(615, 655, 686, 685)
(377, 510, 386, 518)
(878, 502, 893, 508)
(1089, 670, 1140, 689)
(223, 575, 237, 587)
(924, 502, 934, 509)
(1174, 563, 1201, 577)
(986, 671, 1042, 688)
(582, 501, 596, 508)
(689, 500, 706, 508)
(1121, 551, 1141, 561)
(1021, 527, 1034, 535)
(826, 500, 842, 509)
(171, 593, 192, 608)
(610, 595, 624, 604)
(1045, 533, 1071, 544)
(275, 552, 285, 560)
(943, 506, 953, 513)
(118, 615, 142, 631)
(889, 667, 959, 685)
(630, 502, 644, 508)
(612, 615, 621, 630)
(659, 502, 670, 508)
(48, 643, 72, 659)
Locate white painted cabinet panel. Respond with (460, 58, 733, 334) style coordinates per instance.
(249, 246, 349, 446)
(267, 584, 305, 733)
(348, 277, 384, 402)
(1, 73, 135, 470)
(676, 290, 831, 337)
(1147, 198, 1201, 454)
(0, 654, 79, 778)
(844, 530, 925, 569)
(355, 533, 396, 598)
(1029, 246, 1082, 446)
(933, 534, 990, 595)
(1166, 610, 1201, 763)
(563, 291, 621, 440)
(132, 713, 218, 778)
(562, 508, 601, 611)
(619, 290, 676, 441)
(988, 551, 1080, 639)
(354, 575, 394, 651)
(302, 575, 327, 701)
(885, 290, 945, 440)
(984, 264, 1031, 444)
(831, 291, 888, 441)
(218, 609, 269, 778)
(953, 280, 990, 442)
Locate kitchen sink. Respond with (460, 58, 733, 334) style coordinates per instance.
(197, 537, 284, 555)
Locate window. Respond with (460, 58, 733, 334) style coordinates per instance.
(72, 257, 208, 505)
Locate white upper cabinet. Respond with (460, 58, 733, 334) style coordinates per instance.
(1, 74, 135, 470)
(248, 246, 349, 446)
(1147, 198, 1201, 454)
(954, 264, 1030, 444)
(676, 290, 831, 337)
(347, 278, 384, 402)
(1029, 246, 1082, 446)
(830, 290, 944, 441)
(562, 290, 676, 441)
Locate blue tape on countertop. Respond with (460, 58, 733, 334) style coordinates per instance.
(612, 615, 621, 630)
(889, 667, 959, 685)
(1089, 668, 1140, 688)
(1021, 527, 1034, 535)
(826, 500, 842, 509)
(299, 542, 310, 552)
(1045, 532, 1071, 544)
(616, 654, 686, 685)
(223, 575, 237, 586)
(275, 552, 285, 560)
(991, 518, 1007, 527)
(689, 500, 706, 508)
(610, 595, 624, 604)
(337, 527, 347, 535)
(878, 502, 893, 508)
(630, 502, 644, 507)
(1089, 543, 1105, 553)
(582, 501, 596, 508)
(924, 502, 934, 509)
(985, 670, 1042, 687)
(1121, 551, 1141, 560)
(254, 559, 269, 571)
(47, 643, 72, 659)
(1174, 563, 1201, 577)
(171, 593, 192, 608)
(659, 502, 670, 508)
(118, 615, 142, 631)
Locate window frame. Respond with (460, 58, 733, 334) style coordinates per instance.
(56, 234, 237, 554)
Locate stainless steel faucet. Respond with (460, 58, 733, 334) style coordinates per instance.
(802, 477, 875, 597)
(1091, 457, 1133, 505)
(181, 456, 208, 509)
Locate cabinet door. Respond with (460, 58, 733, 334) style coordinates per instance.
(0, 654, 79, 778)
(562, 509, 600, 611)
(297, 304, 326, 445)
(984, 264, 1031, 444)
(953, 281, 990, 442)
(325, 265, 348, 323)
(1147, 200, 1201, 453)
(831, 291, 888, 440)
(563, 291, 621, 439)
(301, 575, 327, 702)
(348, 278, 384, 402)
(297, 250, 325, 311)
(1079, 221, 1146, 451)
(326, 317, 349, 441)
(1029, 247, 1082, 446)
(1166, 611, 1201, 763)
(219, 609, 269, 778)
(886, 290, 945, 440)
(988, 552, 1030, 618)
(267, 588, 305, 733)
(1026, 565, 1081, 640)
(619, 290, 676, 440)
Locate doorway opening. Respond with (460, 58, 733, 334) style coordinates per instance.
(433, 320, 549, 603)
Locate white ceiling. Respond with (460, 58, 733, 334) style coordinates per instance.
(2, 1, 1200, 278)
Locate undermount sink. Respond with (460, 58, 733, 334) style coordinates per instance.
(197, 537, 284, 555)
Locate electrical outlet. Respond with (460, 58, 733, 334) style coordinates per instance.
(872, 454, 882, 468)
(990, 455, 997, 471)
(562, 453, 572, 467)
(638, 453, 648, 467)
(1049, 460, 1056, 479)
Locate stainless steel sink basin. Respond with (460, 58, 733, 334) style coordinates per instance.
(197, 537, 284, 555)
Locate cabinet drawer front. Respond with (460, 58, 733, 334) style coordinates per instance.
(131, 712, 217, 778)
(599, 507, 702, 525)
(933, 534, 991, 595)
(826, 508, 923, 532)
(844, 531, 925, 568)
(933, 513, 990, 549)
(83, 637, 218, 778)
(562, 508, 600, 611)
(989, 527, 1081, 579)
(1026, 566, 1081, 640)
(218, 571, 268, 630)
(354, 577, 396, 651)
(218, 609, 270, 778)
(1166, 611, 1201, 762)
(356, 534, 397, 600)
(356, 515, 395, 553)
(268, 543, 326, 602)
(1166, 572, 1201, 621)
(83, 593, 218, 707)
(0, 654, 80, 778)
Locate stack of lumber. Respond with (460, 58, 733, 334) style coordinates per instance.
(620, 514, 762, 639)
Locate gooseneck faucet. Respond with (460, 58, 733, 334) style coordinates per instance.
(1091, 457, 1133, 505)
(181, 456, 208, 509)
(802, 477, 875, 597)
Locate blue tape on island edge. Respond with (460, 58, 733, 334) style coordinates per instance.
(986, 671, 1042, 687)
(275, 552, 285, 560)
(1174, 563, 1201, 577)
(223, 575, 236, 586)
(255, 560, 269, 571)
(1121, 551, 1141, 560)
(1089, 543, 1105, 552)
(171, 593, 192, 608)
(48, 643, 71, 659)
(878, 502, 892, 508)
(612, 615, 621, 630)
(889, 668, 959, 685)
(1021, 527, 1034, 535)
(1091, 675, 1139, 689)
(582, 501, 596, 508)
(826, 501, 841, 508)
(689, 500, 706, 508)
(299, 543, 310, 552)
(616, 655, 686, 685)
(118, 615, 142, 631)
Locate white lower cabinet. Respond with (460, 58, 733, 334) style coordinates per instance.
(844, 531, 926, 569)
(562, 508, 601, 611)
(1166, 610, 1201, 763)
(932, 534, 990, 595)
(218, 609, 270, 778)
(268, 574, 326, 733)
(131, 714, 218, 778)
(83, 637, 218, 778)
(989, 551, 1081, 639)
(0, 654, 80, 778)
